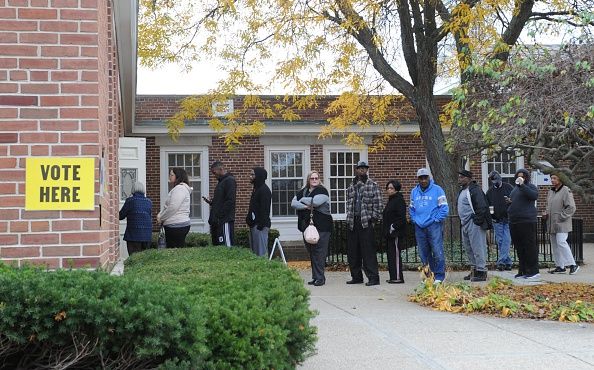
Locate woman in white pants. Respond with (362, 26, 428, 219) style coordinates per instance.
(545, 174, 578, 274)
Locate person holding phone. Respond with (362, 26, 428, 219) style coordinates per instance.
(206, 161, 237, 246)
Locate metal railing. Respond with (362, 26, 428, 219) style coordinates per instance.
(328, 216, 584, 268)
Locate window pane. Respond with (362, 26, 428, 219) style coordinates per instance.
(328, 151, 361, 216)
(167, 152, 202, 219)
(270, 151, 304, 216)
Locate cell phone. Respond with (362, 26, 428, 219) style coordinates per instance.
(202, 196, 211, 204)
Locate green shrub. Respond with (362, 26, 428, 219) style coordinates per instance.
(234, 227, 281, 249)
(0, 264, 209, 369)
(150, 229, 280, 249)
(125, 247, 317, 369)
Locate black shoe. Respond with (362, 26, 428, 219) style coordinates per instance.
(307, 280, 316, 285)
(470, 270, 487, 282)
(313, 280, 325, 286)
(496, 265, 505, 271)
(548, 267, 566, 274)
(505, 265, 512, 271)
(346, 279, 363, 285)
(387, 279, 404, 284)
(514, 272, 525, 278)
(569, 265, 580, 275)
(463, 272, 472, 281)
(365, 281, 380, 286)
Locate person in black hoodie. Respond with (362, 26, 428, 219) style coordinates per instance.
(205, 161, 237, 246)
(507, 169, 539, 279)
(246, 167, 272, 256)
(291, 171, 333, 286)
(486, 171, 514, 271)
(382, 180, 407, 283)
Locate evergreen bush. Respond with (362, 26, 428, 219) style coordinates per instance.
(0, 264, 209, 369)
(125, 247, 317, 369)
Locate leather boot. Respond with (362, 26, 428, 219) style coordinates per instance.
(470, 270, 487, 282)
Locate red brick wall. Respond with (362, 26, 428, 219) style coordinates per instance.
(0, 1, 121, 269)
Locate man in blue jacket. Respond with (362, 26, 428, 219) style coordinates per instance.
(410, 168, 449, 283)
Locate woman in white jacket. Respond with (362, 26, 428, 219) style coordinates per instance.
(157, 167, 192, 248)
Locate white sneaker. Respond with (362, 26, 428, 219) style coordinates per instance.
(524, 273, 541, 280)
(433, 279, 442, 285)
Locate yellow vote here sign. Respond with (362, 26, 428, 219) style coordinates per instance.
(26, 157, 95, 210)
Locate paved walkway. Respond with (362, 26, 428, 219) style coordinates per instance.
(298, 244, 594, 370)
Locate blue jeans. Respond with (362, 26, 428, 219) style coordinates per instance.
(493, 221, 512, 266)
(415, 222, 446, 281)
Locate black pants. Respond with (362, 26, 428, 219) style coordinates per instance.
(126, 241, 149, 256)
(305, 231, 330, 283)
(386, 237, 404, 281)
(510, 222, 539, 275)
(211, 221, 234, 246)
(164, 225, 190, 248)
(347, 219, 379, 282)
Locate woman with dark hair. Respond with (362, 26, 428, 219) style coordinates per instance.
(382, 179, 407, 283)
(291, 171, 333, 286)
(119, 181, 152, 256)
(157, 167, 192, 248)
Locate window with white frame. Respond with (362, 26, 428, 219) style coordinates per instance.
(269, 151, 305, 216)
(326, 150, 363, 215)
(166, 152, 203, 219)
(482, 151, 524, 190)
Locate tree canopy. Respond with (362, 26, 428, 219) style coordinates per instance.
(446, 42, 594, 202)
(138, 0, 594, 203)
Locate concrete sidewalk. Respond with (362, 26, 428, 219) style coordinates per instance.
(298, 244, 594, 370)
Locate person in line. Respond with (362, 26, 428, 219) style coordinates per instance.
(545, 173, 579, 274)
(409, 168, 449, 284)
(157, 168, 191, 248)
(246, 167, 272, 257)
(457, 170, 492, 282)
(204, 161, 237, 247)
(382, 180, 407, 284)
(507, 169, 540, 279)
(119, 181, 153, 256)
(486, 171, 514, 271)
(291, 171, 333, 287)
(345, 161, 383, 286)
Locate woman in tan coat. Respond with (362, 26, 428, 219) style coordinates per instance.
(545, 173, 578, 274)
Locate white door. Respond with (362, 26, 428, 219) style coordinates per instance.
(118, 137, 147, 257)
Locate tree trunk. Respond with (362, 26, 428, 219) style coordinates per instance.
(413, 92, 459, 214)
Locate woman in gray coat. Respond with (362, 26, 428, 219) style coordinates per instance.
(545, 173, 578, 274)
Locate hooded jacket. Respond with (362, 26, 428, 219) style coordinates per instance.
(209, 172, 237, 226)
(507, 169, 538, 224)
(409, 179, 449, 228)
(486, 171, 513, 222)
(246, 167, 272, 230)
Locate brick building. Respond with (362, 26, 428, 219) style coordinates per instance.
(132, 95, 594, 243)
(0, 0, 137, 269)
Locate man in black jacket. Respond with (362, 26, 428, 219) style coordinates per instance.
(205, 161, 237, 246)
(486, 171, 514, 271)
(246, 167, 272, 256)
(457, 170, 492, 282)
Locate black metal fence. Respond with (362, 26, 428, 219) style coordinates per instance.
(328, 216, 584, 268)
